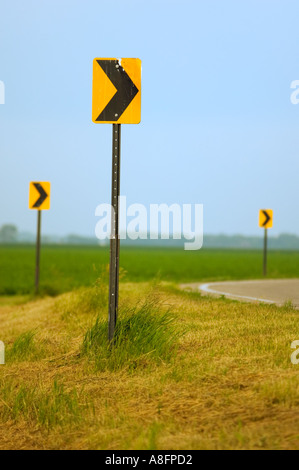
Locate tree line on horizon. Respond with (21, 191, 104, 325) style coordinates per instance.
(0, 224, 299, 250)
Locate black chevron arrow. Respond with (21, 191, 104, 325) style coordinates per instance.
(32, 183, 48, 208)
(262, 210, 271, 227)
(96, 59, 139, 121)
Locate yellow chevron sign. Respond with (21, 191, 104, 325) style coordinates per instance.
(259, 209, 273, 229)
(29, 182, 51, 210)
(92, 58, 141, 124)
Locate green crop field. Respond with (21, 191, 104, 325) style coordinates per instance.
(0, 245, 299, 296)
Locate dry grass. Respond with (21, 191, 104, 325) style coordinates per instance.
(0, 282, 298, 450)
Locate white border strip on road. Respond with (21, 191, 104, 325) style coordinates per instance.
(199, 283, 276, 304)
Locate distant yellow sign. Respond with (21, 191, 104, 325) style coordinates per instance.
(29, 182, 51, 210)
(92, 58, 141, 124)
(259, 209, 273, 229)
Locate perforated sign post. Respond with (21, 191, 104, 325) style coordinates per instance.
(29, 182, 51, 293)
(259, 209, 273, 276)
(92, 58, 142, 341)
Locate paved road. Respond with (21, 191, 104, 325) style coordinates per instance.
(182, 279, 299, 307)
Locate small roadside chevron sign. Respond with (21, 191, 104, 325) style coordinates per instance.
(29, 182, 51, 210)
(259, 209, 273, 229)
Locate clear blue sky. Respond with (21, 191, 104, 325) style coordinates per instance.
(0, 0, 299, 237)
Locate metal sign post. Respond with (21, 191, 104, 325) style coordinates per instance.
(263, 227, 268, 277)
(92, 58, 141, 341)
(108, 124, 121, 341)
(35, 210, 42, 294)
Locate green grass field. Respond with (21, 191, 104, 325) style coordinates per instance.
(1, 245, 299, 449)
(1, 280, 299, 450)
(0, 245, 299, 296)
